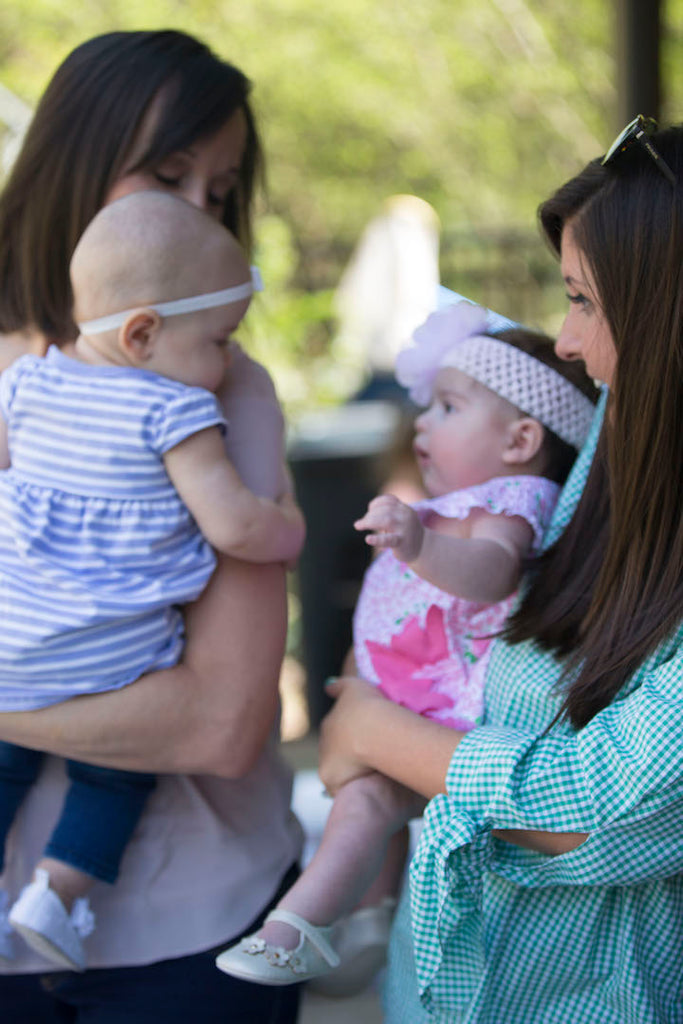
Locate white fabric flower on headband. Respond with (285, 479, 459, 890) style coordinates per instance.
(395, 301, 489, 406)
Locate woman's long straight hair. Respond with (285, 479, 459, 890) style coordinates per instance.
(506, 125, 683, 728)
(0, 30, 262, 341)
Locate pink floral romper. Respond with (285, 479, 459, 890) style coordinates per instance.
(353, 475, 559, 731)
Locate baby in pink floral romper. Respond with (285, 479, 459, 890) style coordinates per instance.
(217, 301, 600, 989)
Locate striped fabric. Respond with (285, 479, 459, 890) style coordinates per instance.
(0, 347, 225, 710)
(401, 388, 683, 1023)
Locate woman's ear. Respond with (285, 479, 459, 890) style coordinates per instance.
(502, 416, 545, 467)
(119, 309, 162, 363)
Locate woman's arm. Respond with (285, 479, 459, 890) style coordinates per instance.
(0, 554, 288, 776)
(319, 677, 458, 799)
(319, 677, 586, 855)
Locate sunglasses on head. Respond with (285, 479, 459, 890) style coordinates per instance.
(601, 114, 676, 186)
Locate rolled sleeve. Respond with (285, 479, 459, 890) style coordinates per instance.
(425, 635, 683, 895)
(409, 644, 683, 1008)
(452, 647, 682, 815)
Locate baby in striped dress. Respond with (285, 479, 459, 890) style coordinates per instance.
(0, 192, 304, 970)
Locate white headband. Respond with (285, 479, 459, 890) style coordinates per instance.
(395, 301, 595, 450)
(78, 266, 263, 335)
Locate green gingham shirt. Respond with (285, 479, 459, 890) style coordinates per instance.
(409, 390, 683, 1022)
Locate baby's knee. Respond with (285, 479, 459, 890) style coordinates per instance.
(334, 774, 401, 825)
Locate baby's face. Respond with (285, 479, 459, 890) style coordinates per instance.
(413, 366, 521, 495)
(151, 291, 251, 393)
(140, 239, 253, 392)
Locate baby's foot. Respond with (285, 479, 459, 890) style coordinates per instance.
(216, 909, 340, 986)
(9, 868, 94, 971)
(259, 916, 302, 951)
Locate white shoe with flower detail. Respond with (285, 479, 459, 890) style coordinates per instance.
(215, 908, 340, 986)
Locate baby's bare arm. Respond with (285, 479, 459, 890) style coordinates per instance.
(355, 494, 425, 562)
(414, 509, 532, 601)
(164, 427, 305, 564)
(356, 494, 532, 602)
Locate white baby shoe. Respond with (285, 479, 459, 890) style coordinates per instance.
(8, 868, 95, 971)
(216, 908, 340, 986)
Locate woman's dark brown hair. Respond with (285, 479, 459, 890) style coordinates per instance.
(506, 124, 683, 728)
(0, 30, 262, 341)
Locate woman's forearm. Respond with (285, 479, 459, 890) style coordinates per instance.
(319, 680, 588, 856)
(0, 556, 288, 776)
(355, 700, 460, 799)
(319, 681, 461, 800)
(356, 706, 588, 853)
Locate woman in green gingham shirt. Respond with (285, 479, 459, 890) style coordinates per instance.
(320, 121, 683, 1023)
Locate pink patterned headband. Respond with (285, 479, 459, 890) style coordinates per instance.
(395, 301, 595, 450)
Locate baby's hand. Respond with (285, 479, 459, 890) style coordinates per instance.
(354, 494, 424, 563)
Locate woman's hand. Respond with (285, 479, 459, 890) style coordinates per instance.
(0, 555, 288, 777)
(320, 676, 461, 800)
(318, 677, 388, 795)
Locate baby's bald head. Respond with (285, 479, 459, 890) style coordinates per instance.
(71, 191, 250, 324)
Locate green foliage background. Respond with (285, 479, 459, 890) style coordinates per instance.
(1, 0, 682, 410)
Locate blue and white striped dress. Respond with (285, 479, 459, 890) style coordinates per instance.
(0, 346, 225, 711)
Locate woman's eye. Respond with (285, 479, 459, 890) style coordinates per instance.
(154, 172, 181, 188)
(566, 291, 590, 310)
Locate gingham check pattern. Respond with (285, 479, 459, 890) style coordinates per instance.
(407, 389, 683, 1022)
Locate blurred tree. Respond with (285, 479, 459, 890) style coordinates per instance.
(0, 0, 681, 408)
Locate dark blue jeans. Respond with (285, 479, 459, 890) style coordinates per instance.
(0, 742, 155, 883)
(0, 865, 302, 1023)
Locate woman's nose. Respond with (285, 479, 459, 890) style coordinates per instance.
(555, 315, 582, 362)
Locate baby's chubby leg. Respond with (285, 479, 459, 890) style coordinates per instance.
(214, 775, 425, 985)
(263, 772, 423, 951)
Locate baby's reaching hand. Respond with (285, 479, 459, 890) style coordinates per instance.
(354, 494, 424, 563)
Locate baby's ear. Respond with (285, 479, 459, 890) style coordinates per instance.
(119, 309, 162, 363)
(502, 416, 544, 466)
